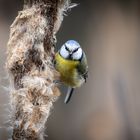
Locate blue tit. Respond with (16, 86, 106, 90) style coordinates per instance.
(54, 40, 88, 104)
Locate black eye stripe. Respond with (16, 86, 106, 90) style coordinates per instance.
(65, 44, 80, 53)
(73, 47, 79, 53)
(64, 44, 70, 52)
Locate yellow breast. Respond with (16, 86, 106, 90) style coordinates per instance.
(55, 53, 82, 87)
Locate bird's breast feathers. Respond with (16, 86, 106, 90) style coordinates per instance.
(55, 53, 84, 87)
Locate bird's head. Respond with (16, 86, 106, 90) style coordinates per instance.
(59, 40, 83, 61)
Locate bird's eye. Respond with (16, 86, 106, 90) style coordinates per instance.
(73, 48, 79, 53)
(65, 45, 70, 52)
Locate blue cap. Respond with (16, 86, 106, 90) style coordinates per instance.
(66, 40, 80, 48)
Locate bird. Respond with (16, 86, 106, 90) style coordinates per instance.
(54, 40, 88, 104)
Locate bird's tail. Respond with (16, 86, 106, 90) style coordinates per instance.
(64, 87, 74, 104)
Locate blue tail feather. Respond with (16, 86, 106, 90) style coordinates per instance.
(64, 87, 74, 104)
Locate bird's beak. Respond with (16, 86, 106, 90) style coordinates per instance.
(69, 52, 72, 58)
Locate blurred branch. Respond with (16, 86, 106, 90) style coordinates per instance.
(6, 0, 70, 139)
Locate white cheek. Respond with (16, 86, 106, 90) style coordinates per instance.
(72, 48, 82, 60)
(60, 45, 69, 58)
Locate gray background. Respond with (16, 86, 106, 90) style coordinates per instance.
(0, 0, 140, 140)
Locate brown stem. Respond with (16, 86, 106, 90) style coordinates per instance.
(6, 0, 70, 139)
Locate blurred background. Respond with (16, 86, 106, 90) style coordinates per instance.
(0, 0, 140, 139)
